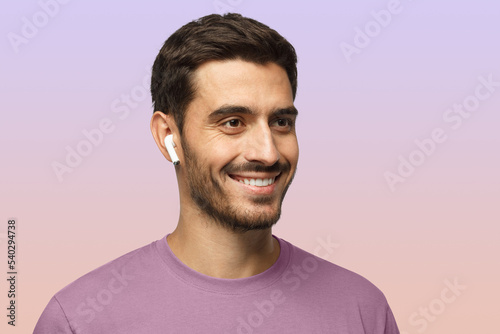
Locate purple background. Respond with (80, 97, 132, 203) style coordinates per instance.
(1, 0, 499, 332)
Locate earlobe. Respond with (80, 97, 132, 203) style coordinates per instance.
(150, 111, 181, 165)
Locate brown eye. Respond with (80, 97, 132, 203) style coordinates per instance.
(277, 119, 288, 127)
(226, 119, 241, 127)
(221, 118, 245, 134)
(271, 118, 294, 132)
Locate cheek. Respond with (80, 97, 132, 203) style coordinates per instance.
(206, 141, 241, 170)
(279, 138, 299, 165)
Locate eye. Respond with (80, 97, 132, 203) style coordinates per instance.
(220, 118, 245, 134)
(276, 119, 290, 127)
(224, 119, 241, 128)
(271, 118, 294, 132)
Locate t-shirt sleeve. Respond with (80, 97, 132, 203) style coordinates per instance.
(384, 304, 400, 334)
(33, 296, 74, 334)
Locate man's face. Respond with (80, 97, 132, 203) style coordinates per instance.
(178, 59, 298, 232)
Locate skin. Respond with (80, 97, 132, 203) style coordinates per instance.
(150, 59, 299, 279)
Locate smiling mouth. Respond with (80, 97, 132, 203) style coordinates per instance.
(229, 174, 280, 187)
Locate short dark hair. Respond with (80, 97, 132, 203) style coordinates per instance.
(150, 13, 298, 134)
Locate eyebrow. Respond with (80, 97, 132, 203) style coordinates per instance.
(208, 105, 298, 121)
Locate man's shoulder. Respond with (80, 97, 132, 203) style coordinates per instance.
(34, 238, 165, 333)
(283, 237, 389, 305)
(53, 238, 161, 304)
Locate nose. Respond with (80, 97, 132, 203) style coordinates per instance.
(243, 122, 280, 166)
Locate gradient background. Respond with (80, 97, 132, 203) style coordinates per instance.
(1, 0, 499, 333)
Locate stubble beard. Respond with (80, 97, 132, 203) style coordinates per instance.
(181, 136, 295, 233)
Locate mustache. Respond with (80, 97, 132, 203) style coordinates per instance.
(222, 161, 290, 174)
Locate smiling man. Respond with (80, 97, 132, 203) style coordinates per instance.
(34, 13, 399, 333)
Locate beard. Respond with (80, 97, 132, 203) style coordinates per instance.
(180, 136, 295, 233)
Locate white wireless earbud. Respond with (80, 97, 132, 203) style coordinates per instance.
(164, 134, 180, 165)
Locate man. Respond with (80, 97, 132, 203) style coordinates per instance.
(34, 13, 399, 333)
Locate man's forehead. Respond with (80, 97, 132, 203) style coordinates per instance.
(189, 59, 293, 110)
(193, 59, 290, 90)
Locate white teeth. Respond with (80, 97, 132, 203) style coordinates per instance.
(237, 177, 276, 187)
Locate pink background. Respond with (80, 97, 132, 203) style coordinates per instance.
(1, 0, 499, 333)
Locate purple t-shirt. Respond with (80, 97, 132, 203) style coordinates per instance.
(34, 234, 399, 333)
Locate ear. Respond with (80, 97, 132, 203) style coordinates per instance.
(150, 111, 181, 164)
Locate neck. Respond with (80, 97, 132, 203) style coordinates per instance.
(166, 212, 280, 279)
